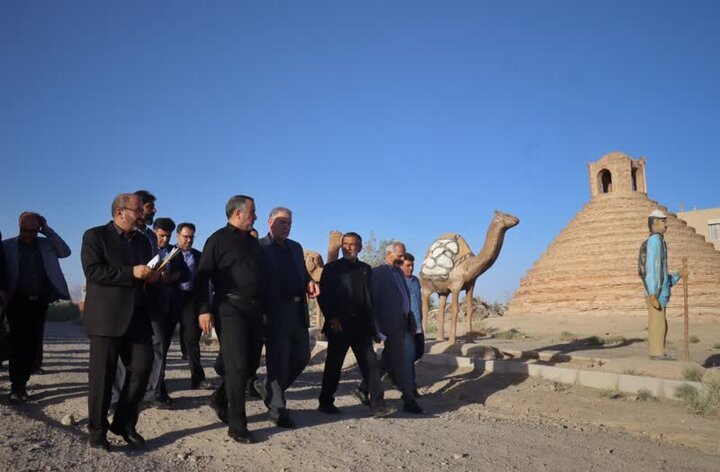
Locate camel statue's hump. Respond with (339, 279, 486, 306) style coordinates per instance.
(420, 233, 473, 281)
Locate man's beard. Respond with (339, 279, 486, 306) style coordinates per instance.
(144, 214, 154, 225)
(392, 258, 403, 268)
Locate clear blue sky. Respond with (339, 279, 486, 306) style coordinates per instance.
(2, 1, 718, 302)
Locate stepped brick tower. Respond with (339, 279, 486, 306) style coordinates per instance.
(508, 151, 720, 316)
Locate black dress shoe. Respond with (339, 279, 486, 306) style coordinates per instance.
(269, 409, 295, 428)
(370, 402, 397, 418)
(191, 379, 215, 390)
(403, 400, 424, 414)
(32, 367, 46, 375)
(352, 388, 370, 406)
(88, 436, 111, 451)
(228, 427, 254, 444)
(317, 403, 341, 414)
(110, 425, 146, 449)
(9, 389, 30, 404)
(153, 394, 174, 409)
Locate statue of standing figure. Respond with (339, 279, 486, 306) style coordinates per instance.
(638, 209, 687, 360)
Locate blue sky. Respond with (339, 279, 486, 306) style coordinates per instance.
(1, 1, 718, 302)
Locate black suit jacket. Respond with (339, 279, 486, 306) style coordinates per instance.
(317, 257, 377, 337)
(81, 222, 153, 337)
(259, 234, 311, 328)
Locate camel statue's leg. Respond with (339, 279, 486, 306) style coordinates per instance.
(437, 294, 447, 341)
(421, 287, 431, 335)
(449, 290, 461, 344)
(465, 285, 474, 341)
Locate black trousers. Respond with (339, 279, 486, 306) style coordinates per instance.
(215, 299, 262, 433)
(263, 302, 310, 413)
(179, 292, 204, 383)
(319, 321, 384, 408)
(87, 312, 152, 440)
(6, 295, 48, 392)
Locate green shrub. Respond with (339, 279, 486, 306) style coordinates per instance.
(494, 328, 523, 340)
(675, 376, 720, 416)
(636, 388, 655, 401)
(688, 335, 700, 344)
(604, 335, 626, 345)
(559, 331, 576, 341)
(682, 366, 704, 382)
(712, 343, 720, 350)
(599, 389, 622, 399)
(585, 336, 605, 347)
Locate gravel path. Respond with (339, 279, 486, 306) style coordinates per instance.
(0, 321, 717, 471)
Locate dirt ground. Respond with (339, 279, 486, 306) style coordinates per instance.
(0, 320, 719, 471)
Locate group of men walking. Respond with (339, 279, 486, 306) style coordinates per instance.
(0, 192, 690, 453)
(79, 191, 425, 450)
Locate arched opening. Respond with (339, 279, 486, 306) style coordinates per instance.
(598, 169, 612, 193)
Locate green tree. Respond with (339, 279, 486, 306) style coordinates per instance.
(359, 232, 395, 268)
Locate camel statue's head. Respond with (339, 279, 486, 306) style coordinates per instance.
(304, 250, 325, 282)
(494, 210, 520, 230)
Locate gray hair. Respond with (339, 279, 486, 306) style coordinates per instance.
(385, 241, 404, 254)
(269, 206, 292, 220)
(225, 195, 254, 219)
(111, 193, 135, 216)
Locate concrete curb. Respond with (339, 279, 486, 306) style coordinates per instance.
(308, 331, 705, 400)
(420, 352, 703, 400)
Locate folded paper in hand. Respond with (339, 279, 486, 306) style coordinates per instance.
(147, 247, 181, 271)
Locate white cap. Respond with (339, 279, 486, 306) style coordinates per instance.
(649, 209, 667, 218)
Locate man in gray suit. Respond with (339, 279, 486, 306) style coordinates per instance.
(371, 241, 423, 414)
(256, 207, 320, 428)
(2, 212, 70, 402)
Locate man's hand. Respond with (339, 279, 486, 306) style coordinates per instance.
(307, 280, 320, 299)
(37, 214, 47, 234)
(648, 295, 661, 311)
(329, 317, 342, 333)
(199, 313, 214, 335)
(133, 265, 154, 280)
(133, 265, 161, 283)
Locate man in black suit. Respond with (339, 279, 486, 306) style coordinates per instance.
(197, 195, 263, 444)
(256, 207, 319, 429)
(175, 222, 213, 389)
(82, 193, 161, 451)
(317, 232, 394, 417)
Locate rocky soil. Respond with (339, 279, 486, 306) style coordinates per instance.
(0, 321, 718, 471)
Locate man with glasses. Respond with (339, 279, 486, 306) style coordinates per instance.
(2, 212, 71, 403)
(82, 194, 161, 450)
(175, 222, 213, 389)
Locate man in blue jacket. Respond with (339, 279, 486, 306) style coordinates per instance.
(640, 209, 686, 360)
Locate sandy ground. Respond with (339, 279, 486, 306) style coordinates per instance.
(0, 320, 719, 471)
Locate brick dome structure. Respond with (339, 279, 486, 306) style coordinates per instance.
(508, 151, 720, 316)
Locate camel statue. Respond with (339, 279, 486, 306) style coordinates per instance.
(420, 211, 519, 344)
(304, 230, 343, 325)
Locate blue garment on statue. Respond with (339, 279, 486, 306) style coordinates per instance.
(643, 233, 680, 309)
